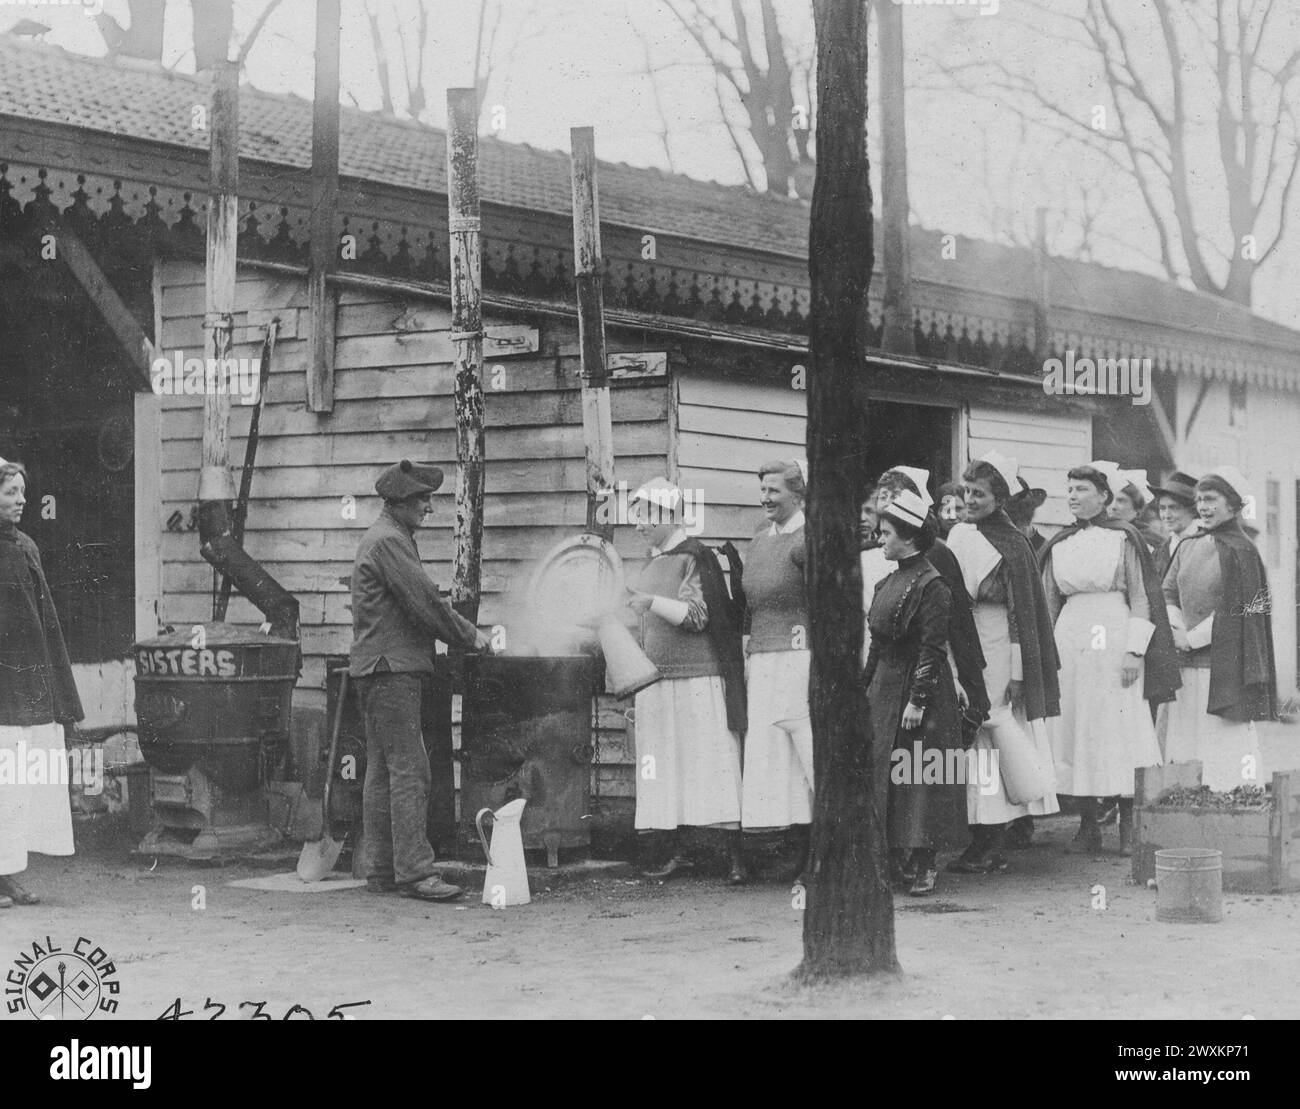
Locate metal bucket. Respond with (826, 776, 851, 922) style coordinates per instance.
(1155, 848, 1224, 923)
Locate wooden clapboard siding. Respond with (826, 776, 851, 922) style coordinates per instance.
(676, 372, 806, 544)
(966, 405, 1091, 526)
(152, 259, 668, 817)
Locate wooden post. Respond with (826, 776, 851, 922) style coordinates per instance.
(195, 60, 299, 637)
(1033, 206, 1050, 362)
(307, 0, 340, 413)
(570, 126, 616, 540)
(199, 59, 239, 509)
(877, 0, 914, 356)
(447, 88, 485, 625)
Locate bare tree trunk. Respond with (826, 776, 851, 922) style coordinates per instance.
(364, 1, 395, 114)
(192, 0, 234, 71)
(121, 0, 166, 58)
(797, 0, 899, 981)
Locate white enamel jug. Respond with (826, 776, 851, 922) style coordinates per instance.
(475, 798, 531, 907)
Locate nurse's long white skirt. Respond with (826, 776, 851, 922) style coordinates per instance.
(741, 649, 813, 830)
(1157, 667, 1267, 792)
(967, 602, 1060, 824)
(0, 721, 75, 874)
(1051, 591, 1162, 798)
(633, 676, 742, 831)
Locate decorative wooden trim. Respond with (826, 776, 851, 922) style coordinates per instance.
(4, 144, 1296, 392)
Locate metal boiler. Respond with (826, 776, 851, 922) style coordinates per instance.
(132, 624, 299, 859)
(458, 655, 599, 867)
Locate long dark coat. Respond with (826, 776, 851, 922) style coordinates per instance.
(0, 523, 83, 726)
(864, 554, 968, 852)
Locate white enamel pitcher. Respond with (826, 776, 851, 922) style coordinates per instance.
(475, 798, 531, 907)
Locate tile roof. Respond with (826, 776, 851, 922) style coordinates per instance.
(2, 36, 1298, 354)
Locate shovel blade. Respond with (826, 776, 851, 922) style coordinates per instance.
(296, 833, 344, 883)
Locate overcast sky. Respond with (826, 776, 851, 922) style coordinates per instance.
(10, 0, 1298, 330)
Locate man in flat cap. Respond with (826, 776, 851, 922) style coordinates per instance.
(350, 460, 492, 901)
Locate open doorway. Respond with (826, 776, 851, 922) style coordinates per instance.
(859, 399, 955, 500)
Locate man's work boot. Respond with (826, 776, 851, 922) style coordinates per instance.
(400, 874, 464, 901)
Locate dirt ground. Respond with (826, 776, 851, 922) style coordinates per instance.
(4, 723, 1298, 1021)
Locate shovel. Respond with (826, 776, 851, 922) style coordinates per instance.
(297, 670, 349, 882)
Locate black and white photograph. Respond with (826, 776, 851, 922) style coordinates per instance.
(0, 0, 1297, 1046)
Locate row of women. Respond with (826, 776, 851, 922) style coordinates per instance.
(621, 452, 1278, 899)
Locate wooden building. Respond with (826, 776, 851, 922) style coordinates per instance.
(2, 41, 1297, 823)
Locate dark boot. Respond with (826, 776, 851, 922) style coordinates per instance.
(982, 824, 1010, 872)
(791, 824, 811, 889)
(725, 830, 749, 885)
(908, 849, 938, 896)
(889, 847, 915, 888)
(1117, 798, 1134, 856)
(1066, 798, 1103, 853)
(640, 831, 691, 878)
(949, 826, 988, 872)
(1007, 816, 1034, 849)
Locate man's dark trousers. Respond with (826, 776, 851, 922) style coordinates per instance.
(356, 669, 439, 884)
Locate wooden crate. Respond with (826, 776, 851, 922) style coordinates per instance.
(1133, 763, 1300, 893)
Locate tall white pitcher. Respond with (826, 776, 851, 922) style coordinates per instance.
(475, 798, 531, 907)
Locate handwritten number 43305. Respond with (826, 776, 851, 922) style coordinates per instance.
(158, 998, 372, 1020)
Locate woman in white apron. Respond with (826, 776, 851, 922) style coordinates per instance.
(946, 452, 1061, 872)
(1039, 461, 1181, 855)
(740, 460, 813, 891)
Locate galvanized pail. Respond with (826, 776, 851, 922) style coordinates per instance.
(1154, 847, 1224, 923)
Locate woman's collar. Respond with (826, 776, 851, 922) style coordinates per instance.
(651, 528, 688, 556)
(770, 509, 806, 535)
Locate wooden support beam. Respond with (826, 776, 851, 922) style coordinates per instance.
(570, 125, 616, 539)
(1033, 207, 1050, 362)
(200, 58, 240, 505)
(47, 219, 155, 386)
(307, 0, 341, 413)
(1147, 389, 1178, 465)
(1183, 377, 1213, 442)
(447, 87, 485, 626)
(877, 0, 914, 356)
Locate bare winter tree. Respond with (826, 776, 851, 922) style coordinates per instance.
(360, 0, 535, 126)
(94, 0, 282, 72)
(934, 0, 1300, 307)
(799, 0, 899, 980)
(661, 0, 816, 195)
